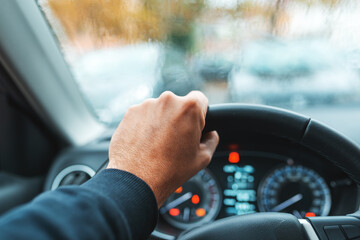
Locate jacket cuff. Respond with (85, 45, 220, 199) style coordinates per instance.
(81, 168, 158, 238)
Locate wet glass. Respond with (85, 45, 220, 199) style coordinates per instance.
(38, 0, 360, 125)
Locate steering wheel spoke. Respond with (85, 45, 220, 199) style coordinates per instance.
(305, 213, 360, 240)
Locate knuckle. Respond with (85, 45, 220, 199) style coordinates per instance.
(183, 98, 199, 112)
(159, 91, 175, 102)
(127, 105, 136, 113)
(189, 90, 204, 97)
(124, 104, 138, 116)
(126, 98, 155, 116)
(142, 98, 156, 106)
(188, 90, 208, 103)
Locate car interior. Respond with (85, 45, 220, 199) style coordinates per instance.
(1, 0, 360, 239)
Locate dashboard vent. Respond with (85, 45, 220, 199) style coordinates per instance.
(51, 165, 96, 190)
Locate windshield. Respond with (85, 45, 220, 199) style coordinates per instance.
(38, 0, 360, 126)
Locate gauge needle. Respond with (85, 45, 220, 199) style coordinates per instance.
(270, 194, 303, 212)
(160, 192, 193, 214)
(183, 207, 190, 221)
(292, 210, 303, 219)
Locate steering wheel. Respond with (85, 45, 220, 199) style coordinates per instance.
(98, 104, 360, 239)
(177, 104, 360, 240)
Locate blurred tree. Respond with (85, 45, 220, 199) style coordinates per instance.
(45, 0, 204, 51)
(44, 0, 341, 49)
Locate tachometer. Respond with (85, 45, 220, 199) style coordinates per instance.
(258, 165, 331, 218)
(160, 169, 222, 229)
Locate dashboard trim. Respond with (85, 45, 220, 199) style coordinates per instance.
(51, 165, 96, 190)
(151, 230, 175, 240)
(299, 219, 319, 240)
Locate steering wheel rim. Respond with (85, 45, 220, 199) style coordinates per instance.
(203, 104, 360, 184)
(176, 104, 360, 240)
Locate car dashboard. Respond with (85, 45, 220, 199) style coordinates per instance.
(44, 133, 359, 239)
(156, 146, 358, 239)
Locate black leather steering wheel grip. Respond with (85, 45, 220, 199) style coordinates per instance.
(177, 213, 307, 240)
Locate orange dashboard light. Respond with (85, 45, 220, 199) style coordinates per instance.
(175, 186, 183, 194)
(196, 208, 206, 217)
(169, 208, 180, 216)
(228, 152, 240, 163)
(305, 212, 316, 217)
(191, 194, 200, 204)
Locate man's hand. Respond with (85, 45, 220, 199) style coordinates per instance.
(107, 91, 219, 207)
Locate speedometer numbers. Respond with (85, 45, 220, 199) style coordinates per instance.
(258, 165, 331, 218)
(160, 169, 222, 229)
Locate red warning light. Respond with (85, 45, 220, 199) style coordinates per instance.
(228, 152, 240, 163)
(169, 208, 180, 216)
(305, 212, 316, 217)
(192, 195, 200, 204)
(228, 144, 239, 151)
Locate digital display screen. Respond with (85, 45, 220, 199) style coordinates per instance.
(208, 151, 284, 219)
(222, 164, 257, 215)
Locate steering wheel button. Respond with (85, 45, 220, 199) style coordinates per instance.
(324, 226, 346, 240)
(342, 225, 360, 239)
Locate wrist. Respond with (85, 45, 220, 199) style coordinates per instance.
(106, 162, 165, 208)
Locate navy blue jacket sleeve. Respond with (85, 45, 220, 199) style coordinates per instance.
(0, 169, 159, 240)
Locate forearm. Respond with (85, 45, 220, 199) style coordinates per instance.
(0, 169, 158, 240)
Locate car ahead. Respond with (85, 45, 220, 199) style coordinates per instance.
(153, 46, 204, 98)
(229, 39, 360, 109)
(192, 55, 233, 82)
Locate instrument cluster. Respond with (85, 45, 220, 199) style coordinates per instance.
(155, 148, 359, 238)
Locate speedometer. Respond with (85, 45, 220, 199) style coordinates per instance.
(160, 169, 222, 229)
(258, 165, 331, 218)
